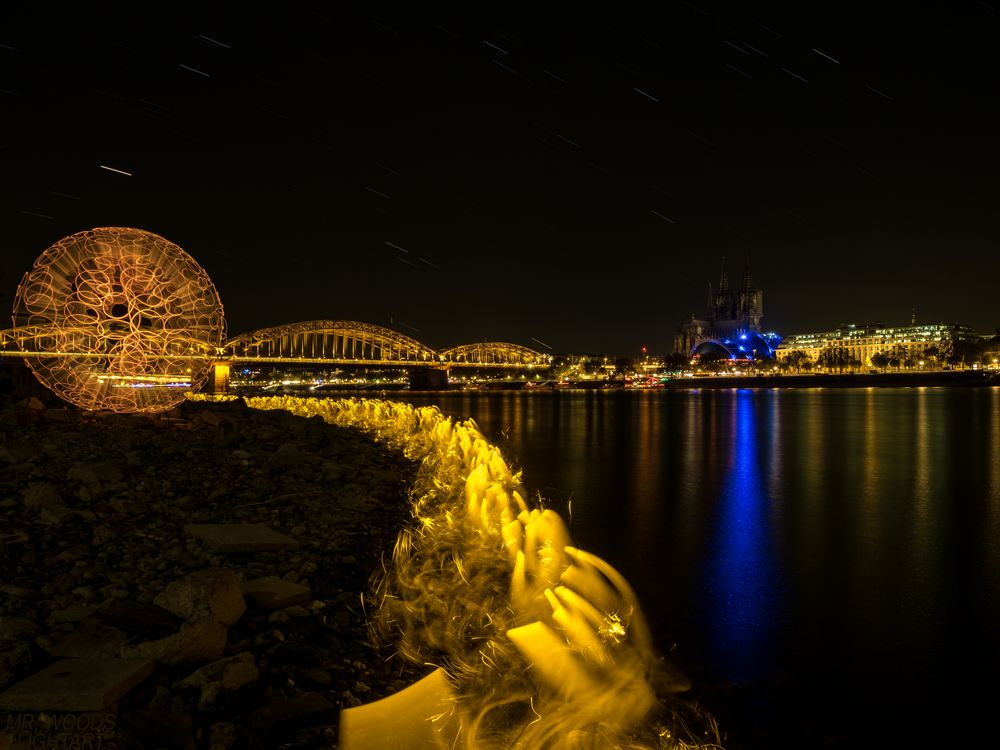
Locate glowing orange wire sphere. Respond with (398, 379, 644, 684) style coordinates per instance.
(12, 227, 226, 413)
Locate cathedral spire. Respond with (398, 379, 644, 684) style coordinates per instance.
(741, 255, 753, 292)
(718, 256, 729, 294)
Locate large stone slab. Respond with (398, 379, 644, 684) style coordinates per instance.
(38, 621, 127, 659)
(241, 577, 311, 610)
(0, 658, 154, 712)
(183, 524, 300, 552)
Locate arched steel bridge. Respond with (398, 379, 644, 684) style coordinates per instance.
(0, 320, 552, 369)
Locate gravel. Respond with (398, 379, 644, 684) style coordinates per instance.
(0, 394, 426, 749)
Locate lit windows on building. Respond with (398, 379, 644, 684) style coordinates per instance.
(775, 322, 982, 368)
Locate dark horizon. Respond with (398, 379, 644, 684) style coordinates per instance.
(4, 7, 1000, 356)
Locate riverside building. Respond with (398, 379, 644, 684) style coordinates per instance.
(775, 322, 982, 367)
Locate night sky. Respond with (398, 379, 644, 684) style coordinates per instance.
(3, 6, 1000, 356)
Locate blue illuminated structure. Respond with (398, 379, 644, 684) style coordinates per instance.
(691, 331, 783, 363)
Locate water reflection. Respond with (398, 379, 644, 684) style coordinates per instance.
(387, 387, 1000, 746)
(704, 390, 780, 682)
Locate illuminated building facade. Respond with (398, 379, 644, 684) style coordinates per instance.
(775, 322, 982, 367)
(673, 258, 768, 356)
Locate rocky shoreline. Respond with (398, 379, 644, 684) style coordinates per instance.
(0, 394, 427, 749)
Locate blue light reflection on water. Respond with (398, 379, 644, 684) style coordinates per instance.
(704, 389, 782, 683)
(383, 387, 1000, 747)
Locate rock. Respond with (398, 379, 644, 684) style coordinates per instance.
(71, 586, 96, 602)
(22, 481, 73, 524)
(247, 692, 335, 736)
(0, 616, 40, 642)
(95, 600, 182, 639)
(21, 481, 62, 507)
(10, 406, 40, 425)
(91, 525, 116, 546)
(183, 523, 300, 552)
(177, 652, 257, 690)
(241, 577, 311, 610)
(209, 721, 239, 750)
(48, 604, 98, 624)
(118, 705, 195, 749)
(40, 505, 74, 525)
(42, 408, 78, 422)
(0, 442, 39, 464)
(299, 668, 332, 688)
(53, 573, 79, 594)
(0, 584, 37, 600)
(320, 460, 344, 481)
(154, 568, 245, 626)
(193, 410, 226, 427)
(268, 444, 303, 469)
(268, 610, 291, 626)
(176, 652, 259, 711)
(68, 460, 124, 487)
(124, 450, 147, 467)
(40, 621, 128, 659)
(322, 608, 351, 632)
(0, 657, 154, 712)
(0, 641, 33, 691)
(98, 585, 131, 602)
(121, 620, 228, 667)
(49, 546, 87, 564)
(339, 493, 378, 513)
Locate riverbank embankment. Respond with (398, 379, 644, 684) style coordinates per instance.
(0, 395, 424, 748)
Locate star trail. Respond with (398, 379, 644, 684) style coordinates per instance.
(3, 6, 1000, 354)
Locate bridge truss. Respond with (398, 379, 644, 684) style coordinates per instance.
(1, 320, 551, 369)
(0, 324, 219, 359)
(438, 342, 550, 366)
(222, 321, 550, 368)
(224, 320, 437, 364)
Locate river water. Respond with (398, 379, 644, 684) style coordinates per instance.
(390, 387, 1000, 749)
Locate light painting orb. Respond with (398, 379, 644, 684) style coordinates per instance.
(12, 227, 226, 413)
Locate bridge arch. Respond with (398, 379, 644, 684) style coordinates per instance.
(223, 321, 438, 363)
(438, 342, 549, 366)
